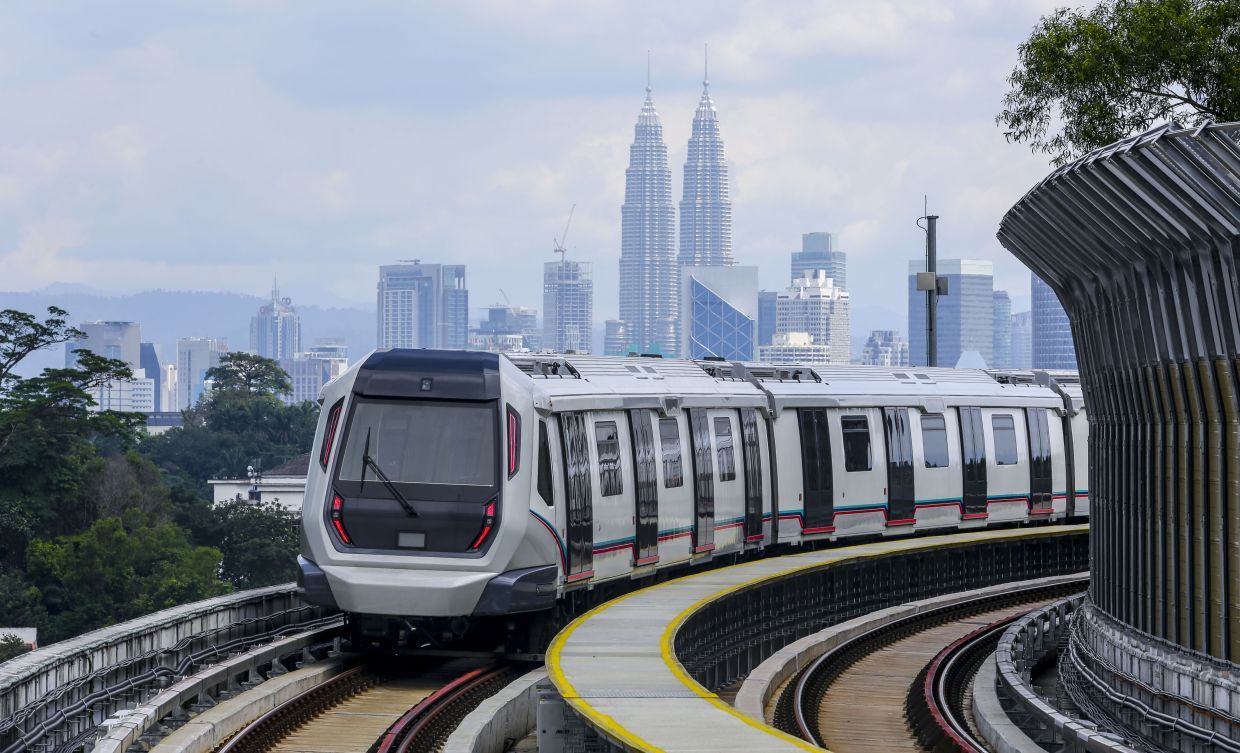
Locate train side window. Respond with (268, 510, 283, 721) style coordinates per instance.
(992, 414, 1018, 465)
(921, 414, 949, 468)
(841, 415, 872, 472)
(714, 417, 736, 481)
(659, 418, 684, 488)
(537, 420, 553, 506)
(595, 420, 623, 496)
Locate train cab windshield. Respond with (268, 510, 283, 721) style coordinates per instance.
(337, 400, 497, 488)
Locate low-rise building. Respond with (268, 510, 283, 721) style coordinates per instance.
(758, 332, 833, 365)
(207, 453, 308, 512)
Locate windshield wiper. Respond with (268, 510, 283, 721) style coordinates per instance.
(358, 428, 418, 517)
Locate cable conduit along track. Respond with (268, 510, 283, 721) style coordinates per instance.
(779, 577, 1087, 750)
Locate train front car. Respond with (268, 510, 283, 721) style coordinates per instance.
(298, 349, 550, 651)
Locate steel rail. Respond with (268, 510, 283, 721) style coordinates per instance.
(372, 662, 518, 753)
(909, 612, 1025, 752)
(782, 577, 1088, 747)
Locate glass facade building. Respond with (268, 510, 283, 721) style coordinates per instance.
(992, 290, 1012, 369)
(678, 79, 732, 268)
(1031, 274, 1077, 369)
(250, 283, 301, 360)
(681, 266, 757, 361)
(544, 260, 593, 354)
(757, 290, 777, 347)
(908, 259, 994, 368)
(376, 262, 469, 350)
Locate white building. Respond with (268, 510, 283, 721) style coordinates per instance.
(859, 330, 911, 367)
(90, 368, 156, 412)
(160, 363, 178, 413)
(759, 332, 832, 365)
(775, 271, 850, 364)
(207, 454, 308, 512)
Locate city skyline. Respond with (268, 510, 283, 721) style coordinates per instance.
(0, 2, 1077, 335)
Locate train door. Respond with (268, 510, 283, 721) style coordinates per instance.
(589, 412, 635, 578)
(833, 409, 887, 532)
(740, 409, 765, 541)
(797, 408, 834, 531)
(1026, 407, 1053, 513)
(958, 407, 988, 518)
(558, 412, 594, 580)
(985, 408, 1029, 521)
(911, 411, 961, 527)
(883, 407, 915, 525)
(654, 413, 694, 562)
(628, 409, 659, 565)
(1071, 409, 1090, 516)
(687, 408, 716, 553)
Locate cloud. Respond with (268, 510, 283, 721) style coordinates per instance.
(0, 0, 1080, 326)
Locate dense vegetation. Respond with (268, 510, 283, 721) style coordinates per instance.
(0, 308, 317, 646)
(1000, 0, 1240, 166)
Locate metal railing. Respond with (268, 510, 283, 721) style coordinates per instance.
(0, 583, 335, 753)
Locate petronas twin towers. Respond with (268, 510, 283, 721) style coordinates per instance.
(619, 62, 732, 357)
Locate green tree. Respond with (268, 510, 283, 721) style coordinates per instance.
(211, 499, 300, 588)
(25, 510, 230, 642)
(999, 0, 1240, 166)
(0, 307, 82, 389)
(0, 634, 32, 663)
(205, 352, 292, 396)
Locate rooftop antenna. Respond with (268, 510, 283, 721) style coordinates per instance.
(703, 42, 709, 89)
(646, 50, 651, 93)
(553, 204, 576, 263)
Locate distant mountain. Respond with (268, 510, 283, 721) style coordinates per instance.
(0, 289, 376, 378)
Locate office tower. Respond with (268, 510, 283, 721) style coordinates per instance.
(678, 74, 732, 268)
(992, 290, 1012, 369)
(619, 80, 677, 357)
(775, 271, 851, 364)
(139, 343, 162, 412)
(544, 259, 593, 353)
(603, 320, 628, 356)
(471, 304, 541, 353)
(177, 337, 227, 409)
(908, 259, 994, 368)
(279, 356, 334, 405)
(66, 321, 141, 368)
(757, 290, 777, 347)
(250, 283, 301, 360)
(376, 262, 469, 350)
(1010, 311, 1033, 368)
(791, 232, 847, 289)
(859, 330, 911, 367)
(64, 321, 154, 412)
(1031, 274, 1077, 369)
(759, 332, 832, 365)
(680, 266, 758, 361)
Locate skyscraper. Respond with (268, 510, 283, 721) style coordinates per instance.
(177, 336, 227, 409)
(618, 79, 677, 356)
(376, 262, 469, 350)
(250, 283, 301, 360)
(757, 290, 777, 347)
(603, 320, 628, 356)
(775, 271, 851, 364)
(908, 259, 994, 368)
(1031, 274, 1077, 369)
(791, 232, 847, 289)
(140, 342, 162, 412)
(681, 266, 757, 361)
(544, 259, 593, 354)
(678, 70, 732, 268)
(1010, 310, 1033, 368)
(66, 321, 141, 368)
(992, 290, 1012, 369)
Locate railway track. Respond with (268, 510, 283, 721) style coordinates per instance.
(215, 657, 522, 753)
(770, 577, 1088, 752)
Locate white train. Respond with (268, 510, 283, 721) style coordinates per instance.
(297, 349, 1088, 651)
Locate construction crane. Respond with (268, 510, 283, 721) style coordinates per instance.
(553, 204, 576, 262)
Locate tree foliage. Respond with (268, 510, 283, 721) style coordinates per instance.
(0, 634, 32, 663)
(205, 352, 292, 396)
(0, 307, 82, 389)
(999, 0, 1240, 166)
(25, 511, 230, 642)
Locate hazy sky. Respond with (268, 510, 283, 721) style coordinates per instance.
(0, 1, 1078, 330)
